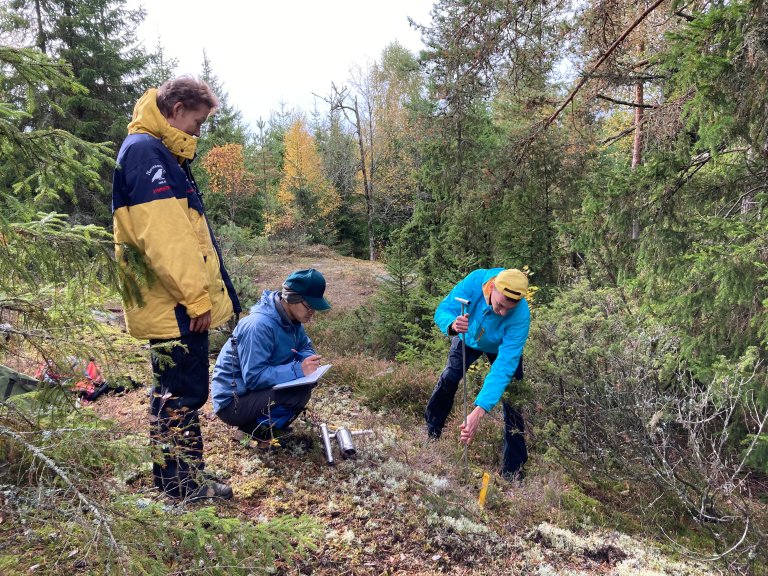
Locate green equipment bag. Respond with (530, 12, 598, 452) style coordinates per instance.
(0, 364, 39, 400)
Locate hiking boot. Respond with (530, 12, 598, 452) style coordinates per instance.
(187, 480, 233, 501)
(499, 468, 525, 484)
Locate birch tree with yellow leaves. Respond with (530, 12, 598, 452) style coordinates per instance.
(270, 118, 340, 242)
(367, 43, 421, 236)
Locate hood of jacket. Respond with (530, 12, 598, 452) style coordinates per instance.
(252, 290, 296, 330)
(127, 88, 197, 161)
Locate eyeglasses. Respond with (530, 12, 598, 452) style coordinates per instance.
(300, 301, 315, 313)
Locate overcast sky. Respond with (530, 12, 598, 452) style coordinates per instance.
(127, 1, 435, 129)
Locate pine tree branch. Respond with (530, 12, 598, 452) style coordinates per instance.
(723, 184, 767, 218)
(0, 322, 53, 340)
(648, 146, 750, 213)
(0, 425, 124, 561)
(543, 0, 669, 129)
(675, 10, 695, 22)
(595, 93, 656, 109)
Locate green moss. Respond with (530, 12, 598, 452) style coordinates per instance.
(0, 555, 20, 570)
(238, 476, 272, 499)
(560, 487, 604, 524)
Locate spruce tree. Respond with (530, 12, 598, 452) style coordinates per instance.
(1, 0, 153, 223)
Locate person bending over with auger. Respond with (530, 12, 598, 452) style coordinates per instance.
(424, 268, 531, 481)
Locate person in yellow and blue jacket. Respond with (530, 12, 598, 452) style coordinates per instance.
(425, 268, 531, 481)
(112, 76, 241, 501)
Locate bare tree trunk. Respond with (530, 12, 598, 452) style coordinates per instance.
(631, 79, 644, 241)
(256, 120, 270, 233)
(352, 97, 376, 261)
(34, 0, 46, 53)
(326, 85, 376, 261)
(632, 83, 644, 169)
(230, 184, 237, 224)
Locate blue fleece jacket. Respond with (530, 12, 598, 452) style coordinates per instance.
(434, 268, 531, 412)
(211, 290, 315, 412)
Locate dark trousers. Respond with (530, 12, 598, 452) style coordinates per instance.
(217, 384, 313, 440)
(149, 332, 210, 498)
(424, 336, 528, 476)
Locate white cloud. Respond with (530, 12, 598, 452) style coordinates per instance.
(129, 0, 434, 128)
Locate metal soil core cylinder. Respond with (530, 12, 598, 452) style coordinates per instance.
(335, 427, 357, 457)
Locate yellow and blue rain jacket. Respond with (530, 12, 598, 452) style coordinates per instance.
(112, 89, 241, 340)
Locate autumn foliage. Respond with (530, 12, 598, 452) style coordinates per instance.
(268, 119, 340, 240)
(201, 143, 256, 223)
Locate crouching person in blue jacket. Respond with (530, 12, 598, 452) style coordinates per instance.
(424, 268, 531, 481)
(211, 269, 330, 443)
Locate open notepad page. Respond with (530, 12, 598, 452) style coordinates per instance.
(272, 364, 332, 390)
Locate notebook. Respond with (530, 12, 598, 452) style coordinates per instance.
(272, 364, 332, 390)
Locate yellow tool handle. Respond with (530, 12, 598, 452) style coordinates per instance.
(478, 471, 491, 508)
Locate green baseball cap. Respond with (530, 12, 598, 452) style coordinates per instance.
(283, 268, 331, 311)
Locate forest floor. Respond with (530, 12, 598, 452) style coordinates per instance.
(86, 247, 718, 575)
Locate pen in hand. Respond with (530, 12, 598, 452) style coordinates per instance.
(300, 353, 323, 376)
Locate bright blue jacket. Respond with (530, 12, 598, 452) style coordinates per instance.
(211, 290, 315, 413)
(434, 268, 530, 412)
